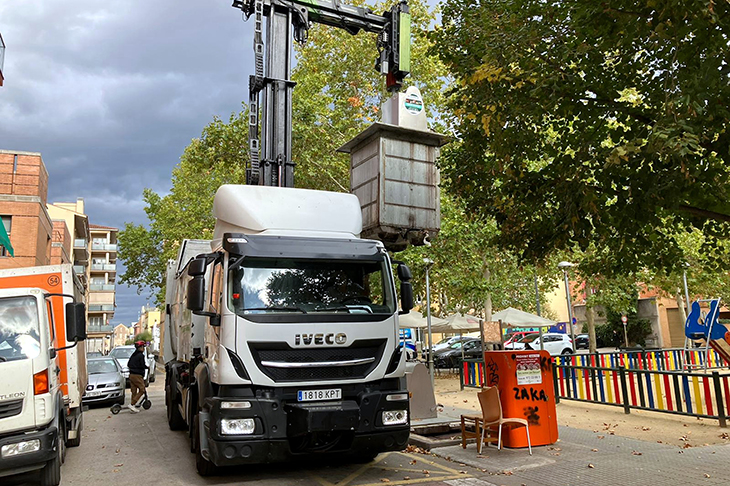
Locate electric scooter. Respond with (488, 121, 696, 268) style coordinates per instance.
(110, 391, 152, 414)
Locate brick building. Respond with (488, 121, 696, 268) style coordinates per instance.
(0, 150, 53, 268)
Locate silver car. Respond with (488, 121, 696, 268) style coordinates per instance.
(84, 357, 125, 405)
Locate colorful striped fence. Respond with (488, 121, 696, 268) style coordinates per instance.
(460, 359, 487, 389)
(555, 347, 729, 371)
(555, 362, 730, 426)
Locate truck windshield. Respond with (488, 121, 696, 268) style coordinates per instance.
(0, 296, 41, 362)
(229, 258, 395, 316)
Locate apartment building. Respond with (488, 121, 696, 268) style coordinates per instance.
(87, 224, 118, 353)
(48, 198, 90, 285)
(138, 304, 162, 352)
(112, 323, 134, 348)
(0, 150, 53, 268)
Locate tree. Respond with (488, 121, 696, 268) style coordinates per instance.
(432, 0, 730, 277)
(398, 193, 562, 320)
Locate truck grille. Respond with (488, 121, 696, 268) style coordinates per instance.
(249, 339, 386, 382)
(0, 398, 23, 419)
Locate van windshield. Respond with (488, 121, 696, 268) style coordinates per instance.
(0, 296, 41, 362)
(229, 257, 395, 317)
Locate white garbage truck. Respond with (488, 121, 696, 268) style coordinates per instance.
(0, 264, 87, 486)
(164, 184, 413, 475)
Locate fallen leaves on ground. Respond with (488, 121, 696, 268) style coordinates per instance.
(588, 464, 595, 468)
(591, 448, 598, 452)
(380, 479, 390, 483)
(631, 451, 642, 456)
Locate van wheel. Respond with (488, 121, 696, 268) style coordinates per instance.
(561, 348, 573, 355)
(39, 433, 62, 486)
(194, 414, 218, 476)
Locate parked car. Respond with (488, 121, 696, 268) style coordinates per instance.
(434, 339, 482, 368)
(504, 331, 537, 347)
(431, 335, 475, 354)
(575, 334, 605, 349)
(84, 357, 125, 405)
(86, 351, 103, 358)
(522, 333, 574, 356)
(504, 333, 539, 350)
(110, 345, 152, 386)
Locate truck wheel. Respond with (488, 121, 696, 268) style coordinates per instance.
(194, 414, 218, 476)
(166, 384, 186, 431)
(66, 414, 82, 448)
(39, 433, 62, 486)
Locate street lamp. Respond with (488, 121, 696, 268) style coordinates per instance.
(423, 258, 435, 387)
(682, 263, 691, 316)
(558, 261, 576, 351)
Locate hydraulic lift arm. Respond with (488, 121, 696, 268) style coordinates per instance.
(232, 0, 411, 187)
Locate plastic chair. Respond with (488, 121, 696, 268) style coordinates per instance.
(478, 386, 532, 455)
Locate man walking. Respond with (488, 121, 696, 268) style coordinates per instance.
(127, 340, 149, 413)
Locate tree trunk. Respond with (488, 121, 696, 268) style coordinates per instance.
(586, 305, 597, 354)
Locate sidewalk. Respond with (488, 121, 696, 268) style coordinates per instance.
(424, 374, 730, 485)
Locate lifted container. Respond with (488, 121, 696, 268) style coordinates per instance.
(339, 122, 449, 252)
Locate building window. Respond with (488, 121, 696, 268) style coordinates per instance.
(0, 216, 11, 257)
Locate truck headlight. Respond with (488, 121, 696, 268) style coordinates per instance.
(1, 439, 41, 457)
(220, 418, 255, 435)
(221, 401, 252, 410)
(382, 410, 408, 426)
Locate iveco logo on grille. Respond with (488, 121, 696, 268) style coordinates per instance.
(294, 333, 347, 346)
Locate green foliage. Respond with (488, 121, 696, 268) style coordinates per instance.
(595, 309, 653, 348)
(432, 0, 730, 277)
(126, 331, 153, 346)
(118, 111, 248, 304)
(398, 193, 561, 317)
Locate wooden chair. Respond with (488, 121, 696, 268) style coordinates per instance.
(461, 387, 532, 455)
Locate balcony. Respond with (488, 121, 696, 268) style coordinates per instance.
(90, 283, 115, 292)
(87, 325, 113, 334)
(90, 264, 116, 272)
(88, 304, 115, 313)
(91, 243, 117, 252)
(73, 239, 89, 262)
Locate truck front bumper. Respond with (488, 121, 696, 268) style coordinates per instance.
(0, 423, 58, 478)
(202, 384, 410, 466)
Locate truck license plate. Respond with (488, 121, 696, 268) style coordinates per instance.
(297, 388, 342, 402)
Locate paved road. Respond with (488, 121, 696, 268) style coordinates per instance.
(10, 378, 497, 486)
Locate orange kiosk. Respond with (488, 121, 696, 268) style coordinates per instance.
(482, 350, 559, 448)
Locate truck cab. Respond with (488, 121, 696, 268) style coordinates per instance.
(0, 266, 87, 486)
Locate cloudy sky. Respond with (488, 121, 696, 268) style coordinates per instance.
(0, 1, 255, 324)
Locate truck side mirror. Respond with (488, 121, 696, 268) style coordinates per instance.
(399, 281, 414, 314)
(188, 257, 207, 277)
(397, 264, 412, 281)
(65, 303, 87, 342)
(187, 276, 206, 312)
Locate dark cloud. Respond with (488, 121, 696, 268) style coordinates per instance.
(0, 1, 255, 324)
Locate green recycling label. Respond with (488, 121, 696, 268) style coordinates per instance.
(404, 92, 423, 115)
